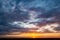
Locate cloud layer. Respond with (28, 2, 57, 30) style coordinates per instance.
(0, 0, 60, 34)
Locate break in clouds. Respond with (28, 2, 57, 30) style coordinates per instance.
(0, 0, 60, 34)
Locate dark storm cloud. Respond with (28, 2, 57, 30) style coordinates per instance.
(0, 0, 32, 34)
(0, 0, 60, 34)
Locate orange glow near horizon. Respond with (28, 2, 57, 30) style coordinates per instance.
(0, 32, 60, 38)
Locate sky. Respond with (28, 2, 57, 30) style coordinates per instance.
(0, 0, 60, 34)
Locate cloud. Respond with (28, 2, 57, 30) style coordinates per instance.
(0, 0, 60, 34)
